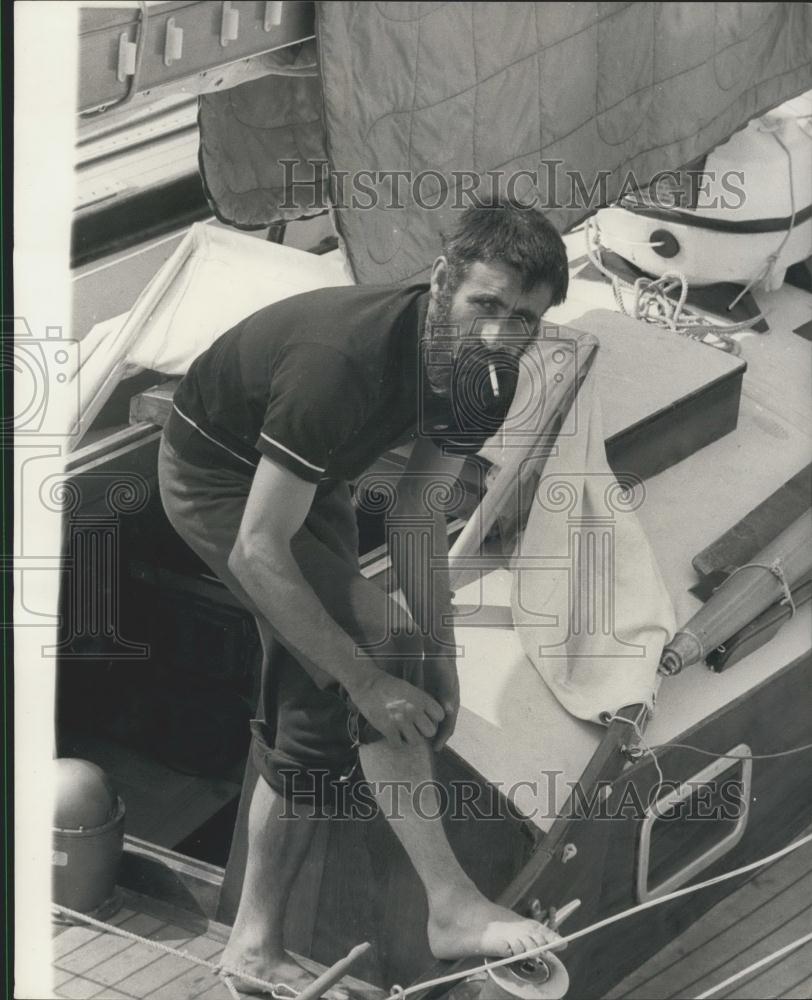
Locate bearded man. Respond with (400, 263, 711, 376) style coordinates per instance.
(158, 198, 569, 994)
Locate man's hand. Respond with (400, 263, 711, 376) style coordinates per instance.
(349, 672, 445, 749)
(423, 656, 460, 751)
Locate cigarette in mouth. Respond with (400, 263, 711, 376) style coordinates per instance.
(488, 361, 500, 397)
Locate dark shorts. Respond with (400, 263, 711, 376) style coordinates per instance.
(157, 436, 425, 805)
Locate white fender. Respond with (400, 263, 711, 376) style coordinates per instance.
(595, 94, 812, 289)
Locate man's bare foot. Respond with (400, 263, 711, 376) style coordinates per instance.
(219, 949, 350, 999)
(428, 891, 563, 960)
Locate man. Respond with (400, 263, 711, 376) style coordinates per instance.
(158, 199, 569, 994)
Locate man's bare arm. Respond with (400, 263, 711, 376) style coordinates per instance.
(228, 455, 444, 746)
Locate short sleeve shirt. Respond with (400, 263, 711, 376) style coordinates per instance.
(165, 283, 429, 484)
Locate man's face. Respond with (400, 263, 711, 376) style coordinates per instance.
(425, 258, 555, 397)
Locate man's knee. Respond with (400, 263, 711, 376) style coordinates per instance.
(249, 720, 356, 813)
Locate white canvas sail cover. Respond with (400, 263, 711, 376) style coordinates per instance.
(510, 359, 676, 721)
(71, 224, 352, 441)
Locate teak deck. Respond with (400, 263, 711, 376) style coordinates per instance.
(50, 829, 812, 1000)
(51, 888, 385, 1000)
(605, 828, 812, 1000)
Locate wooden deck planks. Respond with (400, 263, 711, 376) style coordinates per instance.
(88, 923, 197, 986)
(52, 900, 224, 1000)
(720, 932, 812, 999)
(55, 976, 114, 999)
(142, 953, 226, 1000)
(51, 885, 386, 1000)
(108, 932, 222, 997)
(186, 983, 235, 1000)
(706, 906, 812, 999)
(606, 835, 812, 1000)
(55, 914, 165, 976)
(52, 968, 77, 990)
(783, 972, 812, 999)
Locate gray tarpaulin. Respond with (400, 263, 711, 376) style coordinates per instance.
(198, 2, 812, 282)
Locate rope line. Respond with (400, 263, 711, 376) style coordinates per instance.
(653, 740, 812, 760)
(223, 975, 244, 1000)
(609, 713, 665, 802)
(584, 216, 765, 353)
(53, 834, 812, 1000)
(387, 832, 812, 999)
(719, 559, 796, 617)
(693, 929, 812, 999)
(727, 123, 798, 311)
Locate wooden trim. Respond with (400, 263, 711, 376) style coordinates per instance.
(119, 834, 225, 921)
(579, 650, 812, 998)
(504, 704, 648, 887)
(65, 423, 161, 473)
(410, 705, 648, 998)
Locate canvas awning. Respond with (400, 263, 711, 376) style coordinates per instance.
(198, 2, 812, 282)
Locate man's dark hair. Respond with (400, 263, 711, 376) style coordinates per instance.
(443, 199, 568, 305)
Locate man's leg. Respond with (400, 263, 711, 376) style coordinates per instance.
(157, 445, 350, 995)
(220, 776, 322, 989)
(359, 738, 556, 960)
(159, 450, 553, 967)
(218, 619, 352, 997)
(274, 487, 559, 962)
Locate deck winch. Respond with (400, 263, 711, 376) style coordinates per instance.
(482, 951, 570, 999)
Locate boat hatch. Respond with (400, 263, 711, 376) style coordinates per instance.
(636, 745, 752, 902)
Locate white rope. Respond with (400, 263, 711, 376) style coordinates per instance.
(387, 831, 812, 999)
(720, 559, 796, 617)
(53, 833, 812, 1000)
(728, 123, 798, 311)
(693, 928, 812, 999)
(584, 217, 765, 353)
(654, 740, 812, 761)
(51, 902, 299, 999)
(608, 713, 665, 805)
(223, 974, 245, 1000)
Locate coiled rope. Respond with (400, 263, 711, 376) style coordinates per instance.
(583, 216, 765, 354)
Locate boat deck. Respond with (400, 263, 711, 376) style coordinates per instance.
(51, 889, 385, 1000)
(605, 829, 812, 1000)
(49, 828, 812, 1000)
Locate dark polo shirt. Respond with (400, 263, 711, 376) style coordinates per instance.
(164, 283, 431, 484)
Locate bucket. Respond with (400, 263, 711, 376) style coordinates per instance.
(52, 758, 125, 915)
